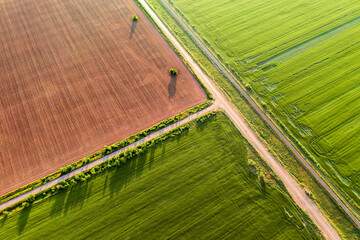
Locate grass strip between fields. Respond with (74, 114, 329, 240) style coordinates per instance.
(0, 112, 321, 239)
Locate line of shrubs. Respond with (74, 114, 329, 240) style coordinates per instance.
(0, 111, 219, 217)
(58, 100, 212, 176)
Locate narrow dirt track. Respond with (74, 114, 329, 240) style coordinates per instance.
(139, 0, 341, 239)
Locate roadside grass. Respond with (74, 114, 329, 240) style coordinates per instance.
(165, 0, 360, 213)
(0, 115, 319, 239)
(144, 0, 360, 238)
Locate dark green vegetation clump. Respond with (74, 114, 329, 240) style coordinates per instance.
(0, 115, 318, 239)
(169, 68, 178, 75)
(132, 15, 138, 21)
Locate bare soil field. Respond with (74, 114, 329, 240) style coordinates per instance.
(0, 0, 206, 195)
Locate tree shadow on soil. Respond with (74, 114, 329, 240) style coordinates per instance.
(17, 205, 32, 235)
(168, 75, 177, 98)
(129, 20, 138, 40)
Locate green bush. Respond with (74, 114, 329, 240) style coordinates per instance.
(26, 194, 35, 203)
(133, 15, 138, 21)
(169, 68, 178, 75)
(22, 202, 29, 208)
(261, 101, 267, 109)
(245, 83, 253, 92)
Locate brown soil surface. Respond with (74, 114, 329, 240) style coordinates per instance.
(0, 0, 206, 195)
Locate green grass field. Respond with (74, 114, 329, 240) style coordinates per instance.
(0, 115, 318, 239)
(166, 0, 360, 208)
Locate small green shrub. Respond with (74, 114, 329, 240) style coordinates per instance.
(169, 68, 178, 75)
(245, 83, 253, 92)
(22, 202, 29, 208)
(26, 194, 35, 203)
(133, 15, 138, 21)
(261, 101, 267, 109)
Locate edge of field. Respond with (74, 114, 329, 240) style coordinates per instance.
(0, 111, 322, 239)
(145, 0, 360, 238)
(160, 0, 360, 224)
(0, 0, 217, 205)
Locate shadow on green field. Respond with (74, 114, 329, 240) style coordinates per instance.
(103, 175, 109, 196)
(0, 214, 7, 229)
(50, 190, 67, 218)
(64, 182, 90, 215)
(148, 147, 156, 169)
(17, 205, 32, 235)
(109, 153, 147, 199)
(50, 181, 91, 218)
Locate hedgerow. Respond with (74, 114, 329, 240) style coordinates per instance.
(0, 111, 220, 217)
(0, 100, 212, 206)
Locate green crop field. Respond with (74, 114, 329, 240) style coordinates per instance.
(166, 0, 360, 208)
(0, 115, 318, 239)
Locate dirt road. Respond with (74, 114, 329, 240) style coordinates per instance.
(139, 0, 341, 239)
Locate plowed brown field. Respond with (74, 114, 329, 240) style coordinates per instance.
(0, 0, 206, 195)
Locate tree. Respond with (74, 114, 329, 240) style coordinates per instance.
(170, 68, 178, 75)
(133, 15, 138, 21)
(26, 194, 35, 203)
(115, 159, 121, 166)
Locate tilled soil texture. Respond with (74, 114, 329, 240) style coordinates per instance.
(0, 0, 206, 195)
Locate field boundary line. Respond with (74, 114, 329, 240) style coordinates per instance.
(157, 0, 360, 229)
